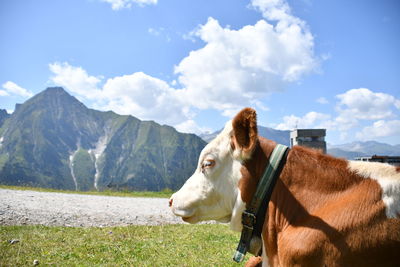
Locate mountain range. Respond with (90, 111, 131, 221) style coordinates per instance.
(327, 141, 400, 159)
(0, 87, 206, 191)
(201, 130, 399, 160)
(200, 127, 291, 146)
(0, 87, 398, 191)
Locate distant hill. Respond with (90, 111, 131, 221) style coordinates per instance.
(0, 87, 206, 191)
(326, 148, 368, 160)
(258, 126, 290, 146)
(327, 141, 400, 159)
(201, 126, 399, 161)
(200, 126, 290, 146)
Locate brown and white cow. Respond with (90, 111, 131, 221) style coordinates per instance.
(170, 108, 400, 266)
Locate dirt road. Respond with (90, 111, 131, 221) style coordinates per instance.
(0, 189, 184, 227)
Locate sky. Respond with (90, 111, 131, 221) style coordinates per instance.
(0, 0, 399, 145)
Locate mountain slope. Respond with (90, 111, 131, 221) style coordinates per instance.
(0, 87, 206, 191)
(327, 141, 400, 159)
(201, 125, 398, 160)
(201, 126, 290, 146)
(258, 126, 290, 146)
(329, 141, 400, 156)
(0, 109, 10, 129)
(326, 148, 368, 159)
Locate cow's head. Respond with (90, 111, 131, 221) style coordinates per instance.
(170, 108, 259, 231)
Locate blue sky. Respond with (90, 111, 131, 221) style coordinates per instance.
(0, 0, 399, 145)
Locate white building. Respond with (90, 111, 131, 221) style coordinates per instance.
(290, 129, 327, 154)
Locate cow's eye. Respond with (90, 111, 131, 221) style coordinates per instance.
(201, 159, 215, 169)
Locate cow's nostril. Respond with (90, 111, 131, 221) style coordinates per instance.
(169, 198, 173, 207)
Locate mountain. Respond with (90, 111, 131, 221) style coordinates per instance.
(327, 141, 400, 159)
(258, 126, 290, 146)
(326, 148, 368, 160)
(199, 131, 219, 143)
(201, 125, 398, 161)
(0, 87, 206, 191)
(0, 109, 10, 128)
(328, 141, 400, 156)
(200, 126, 291, 146)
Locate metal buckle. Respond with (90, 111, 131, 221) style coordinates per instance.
(241, 211, 256, 230)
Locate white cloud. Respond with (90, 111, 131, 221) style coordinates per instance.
(148, 27, 171, 42)
(2, 81, 33, 98)
(101, 0, 157, 10)
(49, 62, 102, 100)
(101, 72, 189, 126)
(175, 0, 318, 116)
(328, 88, 400, 132)
(49, 0, 320, 133)
(276, 88, 400, 144)
(316, 97, 328, 104)
(276, 111, 330, 130)
(395, 99, 400, 109)
(251, 0, 299, 25)
(182, 28, 199, 43)
(49, 63, 207, 134)
(331, 114, 358, 131)
(148, 27, 161, 36)
(0, 90, 9, 96)
(336, 88, 399, 120)
(174, 119, 212, 134)
(356, 120, 400, 140)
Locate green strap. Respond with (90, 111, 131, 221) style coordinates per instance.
(233, 144, 289, 263)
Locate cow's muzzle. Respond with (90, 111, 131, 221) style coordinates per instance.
(169, 196, 197, 222)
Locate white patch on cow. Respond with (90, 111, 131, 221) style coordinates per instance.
(262, 235, 269, 267)
(230, 189, 246, 232)
(348, 161, 400, 218)
(171, 121, 246, 228)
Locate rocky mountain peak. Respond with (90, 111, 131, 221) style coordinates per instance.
(0, 87, 206, 191)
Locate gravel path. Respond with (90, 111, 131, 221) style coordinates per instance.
(0, 189, 184, 227)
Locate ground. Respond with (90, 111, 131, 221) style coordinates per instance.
(0, 189, 184, 227)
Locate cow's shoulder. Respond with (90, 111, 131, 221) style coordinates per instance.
(278, 224, 340, 266)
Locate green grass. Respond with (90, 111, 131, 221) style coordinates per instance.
(0, 224, 249, 266)
(0, 185, 173, 199)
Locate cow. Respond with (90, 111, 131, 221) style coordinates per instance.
(170, 107, 400, 267)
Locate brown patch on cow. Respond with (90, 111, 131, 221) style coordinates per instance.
(232, 107, 258, 158)
(396, 166, 400, 173)
(237, 140, 400, 266)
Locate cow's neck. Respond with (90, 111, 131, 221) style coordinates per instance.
(234, 137, 288, 262)
(238, 137, 277, 205)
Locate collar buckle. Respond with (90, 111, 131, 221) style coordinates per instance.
(241, 211, 256, 230)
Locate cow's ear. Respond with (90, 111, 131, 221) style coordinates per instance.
(232, 107, 258, 160)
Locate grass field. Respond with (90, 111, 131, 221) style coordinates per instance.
(0, 185, 251, 266)
(0, 185, 173, 199)
(0, 224, 249, 266)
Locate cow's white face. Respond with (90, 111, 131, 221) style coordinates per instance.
(170, 121, 245, 231)
(170, 108, 259, 232)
